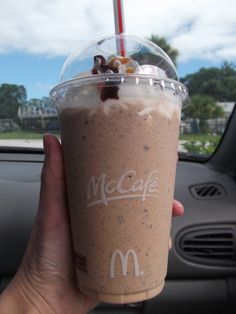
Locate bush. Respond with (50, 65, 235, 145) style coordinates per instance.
(182, 137, 220, 155)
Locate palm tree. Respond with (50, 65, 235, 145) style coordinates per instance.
(149, 35, 179, 66)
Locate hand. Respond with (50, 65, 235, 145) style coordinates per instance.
(0, 135, 184, 314)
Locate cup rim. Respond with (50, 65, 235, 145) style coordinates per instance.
(50, 73, 188, 101)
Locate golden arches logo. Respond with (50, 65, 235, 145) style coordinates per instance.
(110, 249, 142, 278)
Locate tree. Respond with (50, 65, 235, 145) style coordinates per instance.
(27, 97, 51, 108)
(181, 62, 236, 101)
(149, 35, 179, 66)
(0, 84, 27, 123)
(183, 95, 225, 133)
(27, 98, 41, 106)
(131, 35, 179, 80)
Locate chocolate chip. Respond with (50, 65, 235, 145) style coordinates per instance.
(144, 145, 150, 152)
(117, 215, 125, 224)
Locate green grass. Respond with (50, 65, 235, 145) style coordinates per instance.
(179, 133, 221, 142)
(0, 131, 59, 140)
(179, 133, 222, 155)
(0, 130, 223, 156)
(0, 131, 222, 142)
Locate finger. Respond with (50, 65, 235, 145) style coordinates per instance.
(172, 200, 184, 217)
(168, 238, 172, 250)
(37, 134, 69, 233)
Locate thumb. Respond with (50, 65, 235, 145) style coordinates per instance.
(37, 134, 69, 233)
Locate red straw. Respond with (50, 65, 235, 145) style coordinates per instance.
(113, 0, 125, 56)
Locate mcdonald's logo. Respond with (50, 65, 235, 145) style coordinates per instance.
(110, 249, 143, 278)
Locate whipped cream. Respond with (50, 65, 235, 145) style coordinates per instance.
(60, 80, 181, 121)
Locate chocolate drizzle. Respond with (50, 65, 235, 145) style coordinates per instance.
(101, 85, 119, 102)
(92, 55, 126, 102)
(92, 55, 109, 74)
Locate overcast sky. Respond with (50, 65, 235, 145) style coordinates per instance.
(0, 0, 235, 98)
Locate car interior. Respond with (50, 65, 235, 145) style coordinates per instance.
(0, 106, 236, 314)
(1, 1, 236, 313)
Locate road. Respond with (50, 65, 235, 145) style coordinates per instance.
(0, 139, 43, 148)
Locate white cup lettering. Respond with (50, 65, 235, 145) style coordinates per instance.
(117, 170, 136, 194)
(87, 170, 158, 208)
(132, 179, 145, 193)
(105, 180, 116, 194)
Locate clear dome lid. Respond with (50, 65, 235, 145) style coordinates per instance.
(59, 34, 179, 82)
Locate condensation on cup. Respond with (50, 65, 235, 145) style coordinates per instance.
(50, 34, 189, 304)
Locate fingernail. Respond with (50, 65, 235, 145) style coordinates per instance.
(43, 135, 50, 157)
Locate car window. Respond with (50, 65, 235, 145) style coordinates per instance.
(0, 0, 235, 157)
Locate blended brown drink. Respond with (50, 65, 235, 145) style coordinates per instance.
(51, 35, 188, 304)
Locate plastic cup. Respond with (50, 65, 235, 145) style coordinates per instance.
(50, 34, 188, 304)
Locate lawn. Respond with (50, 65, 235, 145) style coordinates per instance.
(0, 131, 222, 155)
(0, 131, 222, 142)
(179, 133, 221, 142)
(0, 131, 59, 139)
(179, 133, 222, 154)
